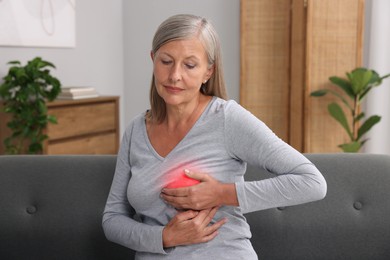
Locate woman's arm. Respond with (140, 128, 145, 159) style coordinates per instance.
(160, 100, 326, 213)
(225, 101, 327, 214)
(102, 123, 168, 254)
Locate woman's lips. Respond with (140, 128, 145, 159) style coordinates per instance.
(164, 85, 183, 93)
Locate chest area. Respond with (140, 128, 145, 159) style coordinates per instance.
(147, 124, 190, 158)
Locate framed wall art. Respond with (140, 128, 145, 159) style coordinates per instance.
(0, 0, 76, 48)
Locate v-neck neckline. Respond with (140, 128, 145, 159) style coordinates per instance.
(142, 96, 216, 161)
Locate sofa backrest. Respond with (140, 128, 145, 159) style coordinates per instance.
(1, 154, 389, 260)
(245, 153, 390, 260)
(0, 155, 133, 260)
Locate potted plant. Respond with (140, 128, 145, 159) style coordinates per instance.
(310, 67, 390, 152)
(0, 57, 61, 154)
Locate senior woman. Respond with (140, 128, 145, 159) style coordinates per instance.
(102, 14, 327, 259)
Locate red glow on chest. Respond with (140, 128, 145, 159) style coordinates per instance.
(165, 172, 200, 188)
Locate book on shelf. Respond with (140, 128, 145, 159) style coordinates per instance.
(57, 87, 99, 100)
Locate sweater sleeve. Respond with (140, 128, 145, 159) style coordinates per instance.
(102, 121, 167, 254)
(224, 101, 327, 214)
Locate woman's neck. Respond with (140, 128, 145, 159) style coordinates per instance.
(164, 94, 210, 132)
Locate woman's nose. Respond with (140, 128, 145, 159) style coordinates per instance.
(169, 64, 182, 82)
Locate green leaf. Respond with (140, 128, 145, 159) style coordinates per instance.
(368, 70, 390, 87)
(329, 76, 354, 97)
(310, 89, 328, 97)
(47, 115, 58, 124)
(348, 68, 372, 95)
(367, 70, 382, 86)
(354, 112, 365, 123)
(328, 102, 353, 139)
(311, 88, 353, 111)
(40, 60, 56, 69)
(338, 141, 361, 153)
(357, 115, 381, 140)
(359, 86, 372, 101)
(28, 142, 43, 154)
(7, 60, 21, 65)
(37, 99, 47, 113)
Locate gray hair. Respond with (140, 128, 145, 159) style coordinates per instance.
(152, 14, 217, 67)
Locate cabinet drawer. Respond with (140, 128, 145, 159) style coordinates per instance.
(47, 132, 117, 154)
(47, 102, 116, 140)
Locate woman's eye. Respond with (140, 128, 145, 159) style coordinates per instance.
(185, 64, 196, 69)
(161, 60, 172, 65)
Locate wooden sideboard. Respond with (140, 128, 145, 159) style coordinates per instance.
(0, 96, 120, 155)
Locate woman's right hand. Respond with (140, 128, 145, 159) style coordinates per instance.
(162, 207, 227, 248)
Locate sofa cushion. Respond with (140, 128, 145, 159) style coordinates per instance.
(245, 153, 390, 260)
(0, 155, 134, 260)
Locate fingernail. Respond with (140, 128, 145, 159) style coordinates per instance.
(184, 169, 190, 174)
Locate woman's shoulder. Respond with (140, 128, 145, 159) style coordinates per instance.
(210, 96, 265, 128)
(209, 97, 247, 117)
(123, 111, 147, 136)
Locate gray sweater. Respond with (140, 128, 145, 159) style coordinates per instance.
(102, 97, 327, 259)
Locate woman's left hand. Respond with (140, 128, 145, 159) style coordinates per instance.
(161, 170, 238, 210)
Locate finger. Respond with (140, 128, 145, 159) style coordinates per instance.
(161, 187, 189, 197)
(192, 207, 218, 227)
(192, 208, 211, 223)
(201, 206, 219, 226)
(184, 169, 209, 182)
(174, 210, 199, 222)
(161, 194, 190, 209)
(198, 229, 219, 243)
(203, 217, 227, 236)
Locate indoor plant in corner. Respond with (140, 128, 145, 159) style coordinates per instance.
(311, 67, 390, 152)
(0, 57, 61, 154)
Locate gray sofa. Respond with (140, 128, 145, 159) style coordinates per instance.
(0, 154, 389, 259)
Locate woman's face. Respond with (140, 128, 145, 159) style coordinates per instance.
(151, 37, 214, 107)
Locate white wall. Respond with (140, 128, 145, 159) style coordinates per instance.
(363, 0, 390, 155)
(0, 0, 125, 133)
(122, 0, 240, 126)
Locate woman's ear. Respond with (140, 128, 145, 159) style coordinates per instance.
(150, 51, 154, 61)
(205, 64, 215, 81)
